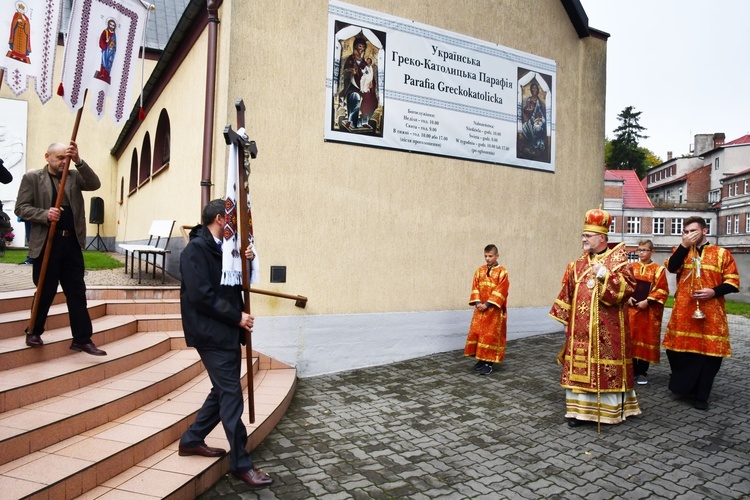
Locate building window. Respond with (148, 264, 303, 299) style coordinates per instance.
(727, 216, 732, 234)
(627, 217, 641, 234)
(747, 214, 750, 234)
(152, 109, 171, 175)
(734, 214, 740, 234)
(709, 190, 720, 203)
(745, 180, 749, 194)
(671, 218, 683, 235)
(139, 132, 151, 186)
(728, 184, 734, 197)
(653, 217, 665, 235)
(715, 158, 720, 170)
(128, 149, 138, 194)
(705, 219, 712, 235)
(609, 217, 616, 233)
(735, 182, 739, 196)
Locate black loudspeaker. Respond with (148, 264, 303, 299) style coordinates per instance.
(89, 197, 104, 224)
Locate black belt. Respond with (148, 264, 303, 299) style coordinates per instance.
(55, 230, 74, 237)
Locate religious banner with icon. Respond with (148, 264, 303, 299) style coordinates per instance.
(0, 0, 63, 103)
(325, 0, 557, 172)
(58, 0, 153, 124)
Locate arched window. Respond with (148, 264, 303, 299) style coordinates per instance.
(153, 109, 170, 175)
(129, 148, 138, 194)
(139, 132, 151, 185)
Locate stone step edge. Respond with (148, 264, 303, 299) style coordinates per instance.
(0, 332, 172, 413)
(0, 316, 141, 373)
(0, 367, 294, 500)
(74, 369, 296, 500)
(0, 348, 208, 467)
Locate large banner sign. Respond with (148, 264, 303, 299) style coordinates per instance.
(325, 1, 557, 172)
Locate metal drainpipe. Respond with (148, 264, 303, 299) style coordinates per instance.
(201, 1, 220, 208)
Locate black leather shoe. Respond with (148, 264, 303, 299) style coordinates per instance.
(568, 419, 585, 427)
(70, 342, 107, 356)
(232, 467, 274, 488)
(26, 334, 44, 347)
(694, 400, 709, 411)
(178, 443, 226, 457)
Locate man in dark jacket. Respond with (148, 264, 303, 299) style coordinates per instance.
(178, 199, 273, 489)
(15, 142, 105, 355)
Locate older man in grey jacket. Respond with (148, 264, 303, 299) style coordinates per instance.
(15, 141, 106, 355)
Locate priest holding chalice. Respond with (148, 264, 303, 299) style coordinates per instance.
(663, 216, 739, 410)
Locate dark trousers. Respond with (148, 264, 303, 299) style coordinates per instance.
(180, 346, 253, 473)
(666, 349, 723, 403)
(633, 358, 650, 377)
(30, 235, 92, 344)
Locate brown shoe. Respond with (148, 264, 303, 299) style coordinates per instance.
(70, 342, 107, 356)
(25, 334, 44, 347)
(232, 467, 273, 488)
(178, 443, 226, 457)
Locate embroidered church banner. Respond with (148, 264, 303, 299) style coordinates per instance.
(325, 0, 557, 172)
(59, 0, 151, 124)
(0, 0, 62, 103)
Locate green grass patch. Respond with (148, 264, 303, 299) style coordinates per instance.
(664, 295, 750, 318)
(0, 249, 124, 270)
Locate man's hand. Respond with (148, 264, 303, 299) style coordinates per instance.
(48, 206, 63, 222)
(692, 288, 716, 302)
(681, 228, 702, 249)
(67, 141, 81, 165)
(238, 312, 254, 332)
(476, 303, 488, 312)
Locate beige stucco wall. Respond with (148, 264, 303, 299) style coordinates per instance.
(208, 0, 609, 315)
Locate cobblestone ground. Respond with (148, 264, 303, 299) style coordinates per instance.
(201, 311, 750, 499)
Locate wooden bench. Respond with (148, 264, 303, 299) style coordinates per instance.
(119, 220, 175, 284)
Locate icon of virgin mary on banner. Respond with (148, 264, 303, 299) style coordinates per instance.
(0, 0, 62, 103)
(516, 68, 552, 164)
(331, 22, 385, 136)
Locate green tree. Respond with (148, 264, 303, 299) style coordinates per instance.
(607, 106, 650, 178)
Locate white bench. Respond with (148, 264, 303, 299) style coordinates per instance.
(119, 220, 175, 284)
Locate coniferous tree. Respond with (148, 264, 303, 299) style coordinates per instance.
(608, 106, 649, 178)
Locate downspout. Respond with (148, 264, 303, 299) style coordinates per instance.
(201, 0, 220, 208)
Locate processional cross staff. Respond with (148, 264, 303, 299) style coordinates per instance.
(223, 99, 259, 423)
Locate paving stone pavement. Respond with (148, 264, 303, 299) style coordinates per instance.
(201, 309, 750, 499)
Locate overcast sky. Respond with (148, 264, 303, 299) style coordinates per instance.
(579, 0, 750, 161)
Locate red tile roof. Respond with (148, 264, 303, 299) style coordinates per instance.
(725, 134, 750, 146)
(605, 169, 654, 209)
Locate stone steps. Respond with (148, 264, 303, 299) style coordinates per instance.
(0, 287, 296, 499)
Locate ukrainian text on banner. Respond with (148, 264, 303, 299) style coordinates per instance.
(59, 0, 150, 125)
(324, 0, 556, 172)
(0, 0, 62, 103)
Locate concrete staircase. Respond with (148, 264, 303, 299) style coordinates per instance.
(0, 286, 296, 499)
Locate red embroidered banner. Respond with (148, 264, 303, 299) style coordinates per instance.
(59, 0, 151, 124)
(0, 0, 62, 103)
